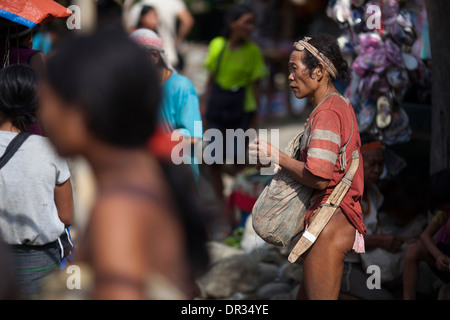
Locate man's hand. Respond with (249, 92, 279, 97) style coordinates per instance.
(249, 139, 281, 174)
(249, 139, 279, 166)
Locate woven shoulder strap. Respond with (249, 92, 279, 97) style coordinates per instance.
(335, 95, 353, 172)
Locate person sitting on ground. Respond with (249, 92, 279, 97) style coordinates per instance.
(340, 133, 405, 300)
(403, 168, 450, 300)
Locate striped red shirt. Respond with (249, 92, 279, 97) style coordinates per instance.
(300, 94, 366, 235)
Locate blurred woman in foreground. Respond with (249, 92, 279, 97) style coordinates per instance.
(40, 29, 208, 299)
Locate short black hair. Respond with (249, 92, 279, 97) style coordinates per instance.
(299, 34, 349, 82)
(0, 64, 38, 132)
(46, 28, 161, 148)
(223, 4, 254, 38)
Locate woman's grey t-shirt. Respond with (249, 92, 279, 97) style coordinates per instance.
(0, 131, 71, 245)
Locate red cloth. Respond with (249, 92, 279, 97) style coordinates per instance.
(147, 126, 178, 162)
(229, 191, 257, 213)
(300, 94, 366, 235)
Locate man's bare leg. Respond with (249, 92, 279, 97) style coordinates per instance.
(297, 208, 356, 300)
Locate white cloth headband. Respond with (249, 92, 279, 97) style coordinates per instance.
(293, 37, 339, 80)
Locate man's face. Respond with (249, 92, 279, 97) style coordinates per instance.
(288, 50, 318, 99)
(362, 147, 385, 185)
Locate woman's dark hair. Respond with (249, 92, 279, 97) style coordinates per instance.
(223, 4, 253, 38)
(300, 34, 349, 82)
(46, 28, 161, 148)
(137, 5, 156, 28)
(0, 64, 38, 131)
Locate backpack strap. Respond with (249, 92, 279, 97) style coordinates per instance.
(0, 132, 31, 170)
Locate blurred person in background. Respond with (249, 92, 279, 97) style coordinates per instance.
(40, 28, 208, 299)
(126, 0, 194, 70)
(1, 26, 47, 135)
(0, 64, 74, 299)
(0, 26, 46, 75)
(202, 4, 267, 203)
(130, 28, 203, 182)
(135, 5, 159, 32)
(403, 169, 450, 300)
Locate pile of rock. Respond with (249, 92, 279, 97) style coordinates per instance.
(196, 242, 303, 300)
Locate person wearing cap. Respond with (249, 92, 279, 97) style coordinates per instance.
(250, 34, 365, 299)
(130, 28, 203, 182)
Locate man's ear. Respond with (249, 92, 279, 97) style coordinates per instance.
(314, 63, 325, 82)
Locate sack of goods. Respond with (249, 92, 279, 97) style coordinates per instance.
(252, 132, 313, 247)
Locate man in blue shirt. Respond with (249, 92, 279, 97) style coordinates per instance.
(130, 28, 203, 180)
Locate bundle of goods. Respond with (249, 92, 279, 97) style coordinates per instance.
(326, 0, 431, 145)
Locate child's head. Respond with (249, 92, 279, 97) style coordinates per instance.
(0, 65, 38, 132)
(41, 29, 161, 157)
(224, 4, 255, 40)
(137, 6, 159, 32)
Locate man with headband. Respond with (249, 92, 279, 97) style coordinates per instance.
(250, 34, 365, 299)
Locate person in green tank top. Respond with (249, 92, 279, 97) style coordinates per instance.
(202, 4, 267, 203)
